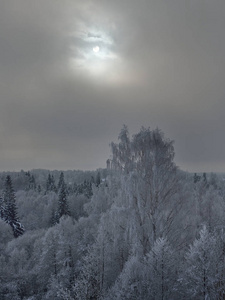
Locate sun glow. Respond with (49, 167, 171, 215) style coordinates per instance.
(69, 24, 128, 82)
(93, 46, 100, 53)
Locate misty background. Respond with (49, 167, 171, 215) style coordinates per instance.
(1, 0, 225, 172)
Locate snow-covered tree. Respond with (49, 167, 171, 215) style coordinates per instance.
(106, 255, 146, 300)
(146, 237, 177, 299)
(0, 218, 13, 251)
(111, 126, 180, 253)
(46, 174, 56, 192)
(2, 228, 45, 298)
(181, 226, 221, 299)
(73, 244, 102, 300)
(28, 174, 36, 190)
(1, 175, 24, 238)
(37, 227, 60, 295)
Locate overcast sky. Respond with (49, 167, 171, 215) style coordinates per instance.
(0, 0, 225, 172)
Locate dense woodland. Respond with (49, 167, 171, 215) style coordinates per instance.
(1, 126, 225, 299)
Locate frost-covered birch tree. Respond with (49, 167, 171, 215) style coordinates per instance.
(111, 126, 180, 253)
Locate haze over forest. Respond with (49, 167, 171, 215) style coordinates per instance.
(1, 1, 225, 299)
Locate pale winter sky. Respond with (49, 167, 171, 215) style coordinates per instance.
(0, 0, 225, 172)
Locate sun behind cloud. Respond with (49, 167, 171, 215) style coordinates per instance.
(66, 3, 143, 86)
(93, 46, 100, 53)
(69, 23, 119, 79)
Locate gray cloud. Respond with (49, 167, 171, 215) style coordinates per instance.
(0, 0, 225, 172)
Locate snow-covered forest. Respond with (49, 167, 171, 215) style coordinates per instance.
(1, 126, 225, 299)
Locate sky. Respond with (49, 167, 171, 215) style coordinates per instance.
(0, 0, 225, 173)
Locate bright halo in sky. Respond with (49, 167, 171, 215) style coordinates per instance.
(93, 46, 100, 53)
(70, 25, 127, 81)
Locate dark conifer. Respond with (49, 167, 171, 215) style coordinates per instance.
(95, 172, 101, 187)
(2, 175, 24, 237)
(194, 173, 201, 184)
(29, 174, 36, 190)
(37, 184, 42, 193)
(0, 196, 5, 219)
(46, 174, 57, 192)
(57, 174, 69, 220)
(49, 208, 57, 226)
(58, 172, 65, 192)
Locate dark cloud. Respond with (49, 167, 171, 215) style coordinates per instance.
(0, 0, 225, 172)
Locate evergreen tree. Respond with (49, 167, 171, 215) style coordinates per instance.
(58, 172, 65, 192)
(37, 184, 42, 193)
(29, 174, 36, 190)
(50, 208, 57, 227)
(0, 196, 5, 219)
(96, 171, 101, 187)
(203, 172, 207, 185)
(46, 174, 51, 192)
(194, 173, 201, 184)
(46, 173, 57, 192)
(57, 175, 70, 220)
(1, 175, 24, 238)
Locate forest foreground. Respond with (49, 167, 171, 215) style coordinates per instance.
(1, 126, 225, 299)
